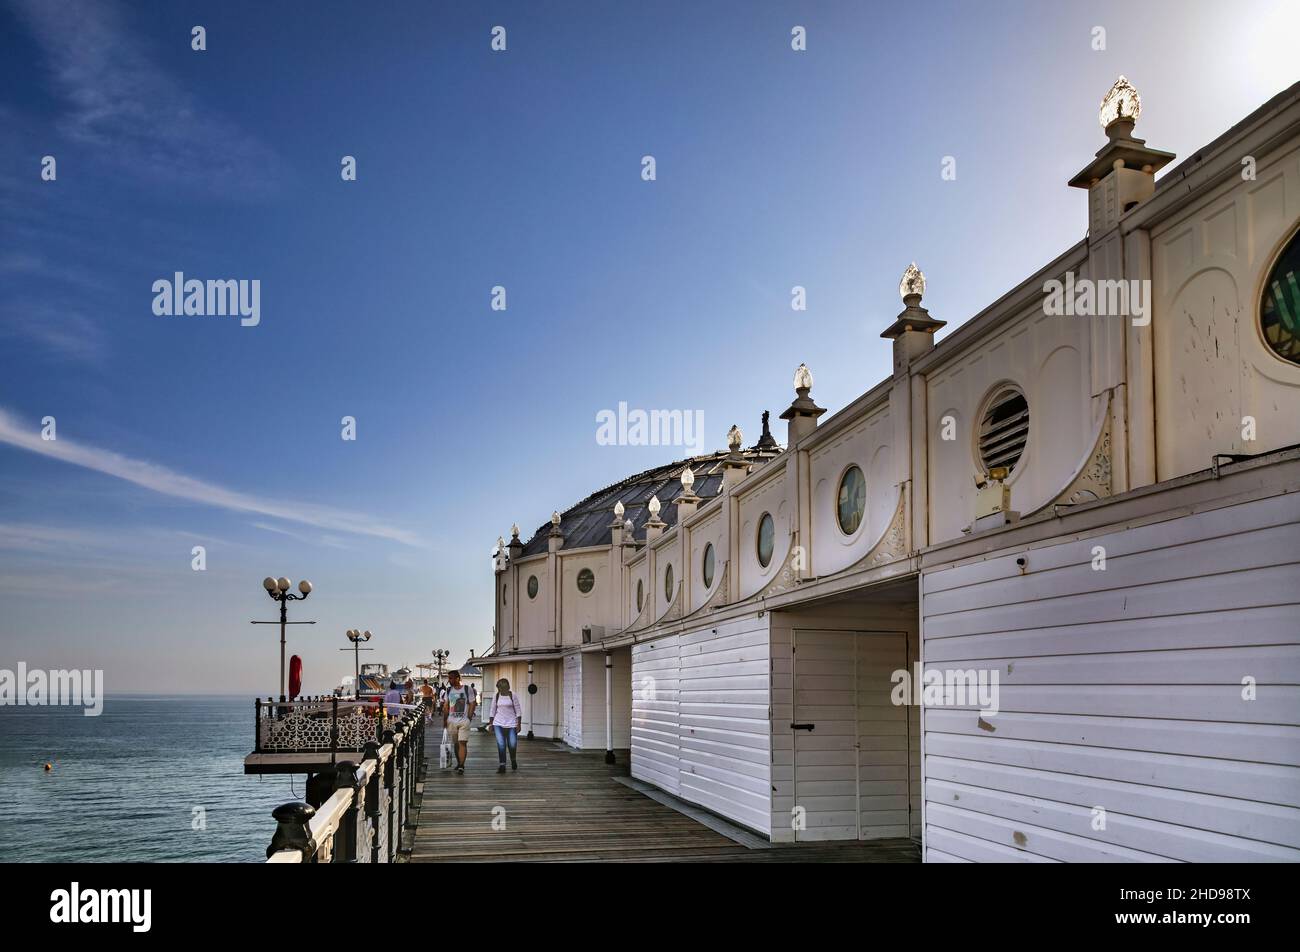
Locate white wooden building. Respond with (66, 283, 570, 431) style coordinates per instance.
(476, 78, 1300, 860)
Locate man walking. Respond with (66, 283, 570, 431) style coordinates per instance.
(443, 670, 475, 774)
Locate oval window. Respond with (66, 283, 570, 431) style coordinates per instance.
(664, 564, 674, 602)
(702, 543, 715, 588)
(1261, 227, 1300, 364)
(837, 465, 866, 535)
(527, 575, 538, 599)
(756, 512, 775, 568)
(576, 568, 595, 594)
(636, 579, 644, 613)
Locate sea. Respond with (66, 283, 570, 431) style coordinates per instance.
(0, 696, 302, 862)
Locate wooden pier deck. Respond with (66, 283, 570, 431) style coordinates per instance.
(407, 728, 920, 863)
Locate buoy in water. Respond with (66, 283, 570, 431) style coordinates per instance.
(43, 763, 52, 771)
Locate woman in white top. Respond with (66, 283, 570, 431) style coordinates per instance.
(487, 677, 523, 773)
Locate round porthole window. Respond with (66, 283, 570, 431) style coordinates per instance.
(636, 579, 644, 613)
(664, 564, 674, 602)
(756, 512, 775, 568)
(527, 575, 538, 599)
(702, 543, 715, 588)
(576, 568, 595, 594)
(1261, 226, 1300, 364)
(837, 465, 866, 535)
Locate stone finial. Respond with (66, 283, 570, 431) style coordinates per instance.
(549, 510, 563, 546)
(510, 523, 520, 539)
(899, 262, 926, 305)
(722, 424, 750, 489)
(614, 500, 624, 518)
(624, 518, 634, 535)
(882, 262, 945, 341)
(793, 363, 813, 393)
(781, 362, 826, 444)
(648, 494, 661, 518)
(551, 510, 561, 527)
(1099, 75, 1141, 133)
(680, 468, 694, 493)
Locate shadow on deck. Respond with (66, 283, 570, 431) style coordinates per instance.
(408, 728, 920, 863)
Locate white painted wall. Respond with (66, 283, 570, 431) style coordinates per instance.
(581, 649, 631, 750)
(1151, 138, 1300, 481)
(919, 491, 1300, 862)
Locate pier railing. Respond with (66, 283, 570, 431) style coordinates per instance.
(254, 696, 386, 753)
(265, 699, 427, 863)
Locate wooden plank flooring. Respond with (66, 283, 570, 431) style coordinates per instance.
(407, 728, 919, 863)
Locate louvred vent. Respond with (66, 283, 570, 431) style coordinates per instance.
(978, 387, 1029, 472)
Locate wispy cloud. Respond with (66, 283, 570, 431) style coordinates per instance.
(0, 300, 108, 364)
(0, 407, 423, 547)
(10, 0, 281, 196)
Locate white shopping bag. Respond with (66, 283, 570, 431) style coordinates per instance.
(439, 727, 451, 769)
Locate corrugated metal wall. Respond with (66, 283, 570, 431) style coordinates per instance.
(920, 492, 1300, 862)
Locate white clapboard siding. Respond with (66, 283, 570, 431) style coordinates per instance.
(677, 620, 772, 835)
(920, 492, 1300, 862)
(562, 653, 582, 748)
(631, 636, 681, 795)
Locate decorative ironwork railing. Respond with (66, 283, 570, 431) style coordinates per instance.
(255, 696, 387, 753)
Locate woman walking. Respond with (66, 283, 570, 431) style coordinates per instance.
(487, 677, 523, 773)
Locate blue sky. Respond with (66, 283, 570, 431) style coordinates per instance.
(0, 0, 1294, 694)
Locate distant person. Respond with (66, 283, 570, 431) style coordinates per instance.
(486, 678, 523, 773)
(382, 680, 403, 712)
(404, 678, 415, 704)
(443, 670, 475, 774)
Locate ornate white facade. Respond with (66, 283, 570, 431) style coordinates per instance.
(477, 80, 1300, 860)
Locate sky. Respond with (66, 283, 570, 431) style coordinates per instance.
(0, 0, 1295, 695)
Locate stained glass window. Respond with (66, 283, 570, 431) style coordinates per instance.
(1262, 229, 1300, 364)
(837, 465, 866, 535)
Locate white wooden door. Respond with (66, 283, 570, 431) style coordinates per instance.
(562, 654, 581, 747)
(792, 629, 860, 841)
(856, 630, 911, 839)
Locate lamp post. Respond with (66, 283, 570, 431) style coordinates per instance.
(251, 576, 314, 702)
(341, 629, 373, 696)
(431, 649, 450, 682)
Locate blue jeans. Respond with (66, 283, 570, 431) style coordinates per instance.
(493, 724, 518, 764)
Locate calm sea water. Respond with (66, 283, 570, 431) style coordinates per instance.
(0, 696, 300, 862)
